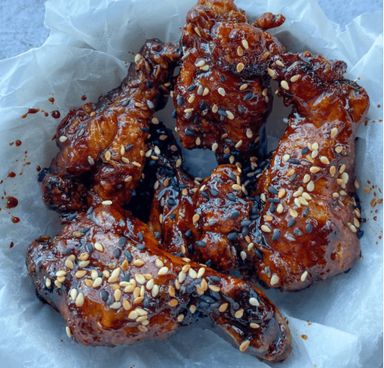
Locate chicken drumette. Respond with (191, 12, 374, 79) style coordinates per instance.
(26, 204, 291, 362)
(152, 52, 369, 291)
(174, 0, 285, 164)
(40, 39, 179, 213)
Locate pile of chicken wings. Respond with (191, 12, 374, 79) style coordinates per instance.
(27, 0, 369, 362)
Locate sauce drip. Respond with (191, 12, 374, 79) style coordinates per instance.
(6, 196, 18, 209)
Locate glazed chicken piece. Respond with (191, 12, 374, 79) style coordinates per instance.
(246, 52, 369, 290)
(174, 0, 285, 164)
(40, 39, 179, 213)
(151, 52, 369, 292)
(26, 204, 291, 362)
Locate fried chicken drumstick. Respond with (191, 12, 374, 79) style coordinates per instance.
(27, 204, 291, 362)
(40, 39, 179, 213)
(174, 0, 285, 164)
(151, 52, 369, 291)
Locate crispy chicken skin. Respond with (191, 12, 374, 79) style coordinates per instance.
(40, 39, 179, 213)
(248, 52, 369, 290)
(152, 52, 369, 291)
(26, 204, 291, 362)
(174, 0, 285, 163)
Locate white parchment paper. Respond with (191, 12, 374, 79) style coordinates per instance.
(0, 0, 382, 367)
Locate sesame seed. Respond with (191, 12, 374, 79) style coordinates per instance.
(348, 223, 357, 233)
(250, 322, 260, 329)
(232, 184, 242, 191)
(311, 150, 319, 159)
(280, 80, 289, 90)
(187, 95, 195, 104)
(209, 284, 221, 292)
(189, 305, 197, 313)
(135, 274, 146, 284)
(237, 46, 244, 56)
(192, 213, 200, 225)
(275, 59, 285, 67)
(219, 303, 228, 312)
(158, 266, 169, 276)
(270, 273, 280, 286)
(188, 268, 197, 279)
(261, 224, 271, 233)
(239, 340, 250, 352)
(59, 135, 68, 143)
(155, 259, 164, 268)
(203, 87, 210, 96)
(102, 200, 113, 206)
(276, 203, 284, 214)
(69, 288, 77, 301)
(177, 314, 185, 323)
(195, 59, 205, 67)
(320, 156, 330, 165)
(283, 154, 290, 162)
(151, 284, 160, 297)
(310, 166, 321, 174)
(249, 297, 259, 307)
(335, 145, 343, 154)
(234, 309, 244, 318)
(168, 299, 178, 307)
(267, 68, 277, 79)
(235, 139, 243, 148)
(306, 181, 315, 192)
(75, 270, 86, 279)
(300, 270, 309, 282)
(246, 128, 253, 138)
(200, 65, 210, 71)
(240, 83, 248, 91)
(92, 277, 102, 288)
(341, 172, 349, 184)
(226, 110, 235, 120)
(236, 63, 245, 73)
(240, 251, 247, 260)
(212, 104, 218, 113)
(303, 174, 311, 183)
(211, 142, 218, 152)
(218, 87, 226, 96)
(94, 242, 104, 252)
(108, 268, 121, 283)
(195, 137, 201, 146)
(331, 127, 338, 138)
(75, 292, 84, 307)
(151, 117, 159, 125)
(87, 156, 95, 165)
(241, 39, 249, 49)
(290, 74, 301, 82)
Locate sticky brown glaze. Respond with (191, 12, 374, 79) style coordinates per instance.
(174, 0, 285, 164)
(26, 204, 291, 362)
(247, 52, 369, 291)
(40, 39, 179, 213)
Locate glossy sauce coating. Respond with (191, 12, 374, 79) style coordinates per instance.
(174, 0, 285, 163)
(26, 204, 291, 361)
(247, 52, 369, 290)
(152, 52, 369, 292)
(40, 39, 179, 213)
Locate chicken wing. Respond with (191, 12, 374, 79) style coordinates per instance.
(151, 52, 369, 291)
(26, 204, 291, 362)
(174, 0, 285, 164)
(40, 39, 179, 213)
(248, 52, 369, 290)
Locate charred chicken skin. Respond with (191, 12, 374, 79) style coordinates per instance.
(174, 0, 285, 164)
(27, 204, 291, 362)
(152, 52, 369, 291)
(40, 39, 179, 213)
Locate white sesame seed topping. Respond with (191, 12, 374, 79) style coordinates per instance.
(66, 326, 72, 338)
(218, 87, 226, 96)
(241, 39, 249, 49)
(87, 156, 95, 165)
(270, 273, 280, 286)
(280, 80, 289, 90)
(239, 340, 250, 352)
(250, 322, 260, 329)
(261, 224, 271, 233)
(236, 62, 245, 73)
(290, 74, 301, 82)
(300, 270, 309, 282)
(234, 309, 244, 318)
(331, 127, 338, 138)
(320, 156, 330, 165)
(306, 181, 315, 192)
(158, 266, 169, 276)
(239, 83, 248, 91)
(75, 292, 84, 307)
(102, 200, 113, 206)
(226, 110, 235, 120)
(249, 297, 259, 307)
(267, 68, 277, 79)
